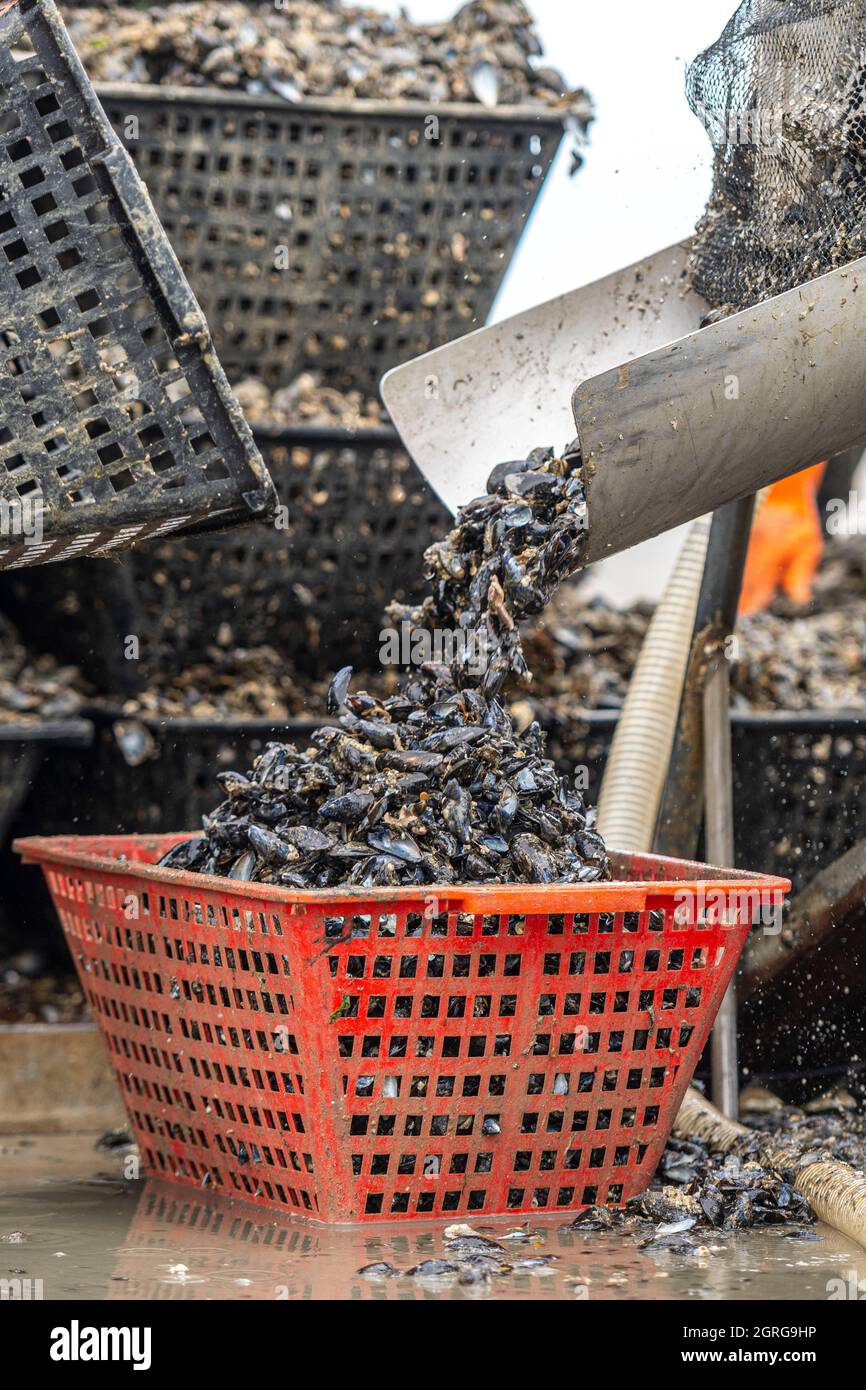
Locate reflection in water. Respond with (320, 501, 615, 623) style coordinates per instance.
(107, 1178, 866, 1303)
(110, 1180, 668, 1301)
(0, 1134, 864, 1303)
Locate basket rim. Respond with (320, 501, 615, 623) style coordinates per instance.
(93, 81, 569, 128)
(250, 423, 400, 444)
(80, 708, 335, 735)
(571, 708, 865, 728)
(0, 718, 93, 746)
(15, 832, 791, 911)
(71, 707, 866, 734)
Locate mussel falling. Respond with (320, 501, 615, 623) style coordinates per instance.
(160, 439, 610, 888)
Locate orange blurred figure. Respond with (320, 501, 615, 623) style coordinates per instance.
(739, 463, 827, 616)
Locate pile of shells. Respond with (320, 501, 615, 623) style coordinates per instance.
(65, 0, 594, 121)
(161, 439, 609, 888)
(810, 536, 866, 608)
(0, 960, 88, 1025)
(575, 1098, 866, 1244)
(521, 537, 866, 722)
(519, 591, 654, 712)
(733, 605, 866, 712)
(102, 644, 343, 723)
(745, 1096, 866, 1171)
(232, 375, 388, 433)
(733, 537, 866, 711)
(0, 618, 86, 726)
(162, 660, 608, 888)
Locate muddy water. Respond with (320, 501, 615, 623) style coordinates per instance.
(1, 1133, 864, 1301)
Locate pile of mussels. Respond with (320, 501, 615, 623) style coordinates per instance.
(66, 0, 593, 117)
(0, 617, 86, 727)
(161, 441, 610, 889)
(576, 1101, 866, 1243)
(521, 535, 866, 723)
(104, 643, 331, 722)
(232, 374, 387, 433)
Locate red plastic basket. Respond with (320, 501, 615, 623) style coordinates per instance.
(16, 833, 788, 1225)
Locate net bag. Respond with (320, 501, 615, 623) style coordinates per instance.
(687, 0, 866, 311)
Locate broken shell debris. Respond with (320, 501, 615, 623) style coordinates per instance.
(358, 1223, 559, 1287)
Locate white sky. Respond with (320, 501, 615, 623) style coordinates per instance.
(348, 0, 742, 598)
(487, 0, 739, 319)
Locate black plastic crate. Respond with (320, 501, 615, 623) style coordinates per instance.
(20, 709, 864, 896)
(2, 713, 325, 949)
(541, 710, 866, 896)
(95, 83, 564, 391)
(0, 718, 92, 839)
(732, 712, 866, 894)
(8, 708, 862, 961)
(0, 0, 275, 570)
(4, 425, 452, 679)
(139, 425, 452, 673)
(0, 718, 92, 949)
(14, 715, 327, 836)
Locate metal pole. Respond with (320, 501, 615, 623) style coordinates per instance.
(704, 653, 739, 1119)
(654, 496, 756, 860)
(652, 494, 756, 1120)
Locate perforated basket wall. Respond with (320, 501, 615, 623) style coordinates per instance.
(536, 710, 866, 896)
(0, 0, 275, 570)
(136, 426, 452, 672)
(18, 832, 787, 1223)
(17, 716, 326, 838)
(0, 719, 89, 840)
(94, 83, 564, 391)
(11, 425, 452, 675)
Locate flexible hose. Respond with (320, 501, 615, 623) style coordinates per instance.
(794, 1163, 866, 1252)
(597, 516, 712, 849)
(675, 1086, 748, 1151)
(675, 1087, 866, 1251)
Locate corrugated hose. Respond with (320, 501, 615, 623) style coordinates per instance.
(596, 516, 712, 849)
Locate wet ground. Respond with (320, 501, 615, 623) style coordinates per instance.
(1, 1133, 865, 1301)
